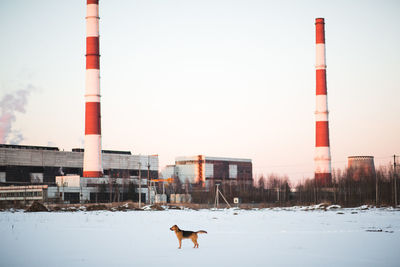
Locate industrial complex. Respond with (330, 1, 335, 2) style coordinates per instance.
(0, 144, 158, 203)
(0, 1, 254, 206)
(1, 1, 390, 208)
(0, 1, 158, 205)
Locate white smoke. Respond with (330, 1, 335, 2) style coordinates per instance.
(9, 132, 24, 145)
(0, 85, 34, 144)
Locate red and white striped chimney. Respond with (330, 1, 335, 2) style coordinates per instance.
(314, 18, 331, 186)
(83, 0, 102, 177)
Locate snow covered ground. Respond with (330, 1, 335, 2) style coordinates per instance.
(1, 207, 399, 267)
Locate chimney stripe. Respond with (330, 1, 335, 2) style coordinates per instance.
(83, 171, 103, 177)
(315, 18, 325, 44)
(316, 70, 327, 95)
(86, 55, 100, 69)
(85, 102, 101, 135)
(86, 37, 99, 55)
(316, 121, 330, 147)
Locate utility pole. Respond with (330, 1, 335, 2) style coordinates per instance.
(214, 184, 220, 209)
(139, 161, 142, 208)
(394, 155, 398, 207)
(147, 155, 150, 205)
(214, 184, 231, 209)
(313, 178, 317, 204)
(375, 170, 378, 206)
(278, 179, 281, 203)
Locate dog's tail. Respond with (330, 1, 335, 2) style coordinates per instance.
(196, 230, 207, 234)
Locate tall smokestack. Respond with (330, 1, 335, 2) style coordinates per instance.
(314, 18, 331, 186)
(83, 0, 102, 177)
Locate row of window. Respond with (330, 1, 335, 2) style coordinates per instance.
(0, 191, 43, 198)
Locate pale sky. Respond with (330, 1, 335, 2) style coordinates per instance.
(0, 0, 399, 183)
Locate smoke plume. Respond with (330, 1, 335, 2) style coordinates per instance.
(0, 85, 34, 144)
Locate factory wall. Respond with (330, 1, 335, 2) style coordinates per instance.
(0, 145, 158, 185)
(170, 155, 253, 185)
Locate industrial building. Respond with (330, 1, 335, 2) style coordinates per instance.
(162, 155, 253, 188)
(0, 144, 158, 203)
(0, 144, 158, 184)
(0, 185, 48, 203)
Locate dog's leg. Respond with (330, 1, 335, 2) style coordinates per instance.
(178, 239, 182, 249)
(191, 237, 199, 248)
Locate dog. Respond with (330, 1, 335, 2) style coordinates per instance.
(169, 225, 207, 249)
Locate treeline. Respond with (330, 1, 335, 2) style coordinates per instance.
(168, 175, 291, 205)
(169, 165, 399, 207)
(86, 165, 398, 208)
(293, 166, 398, 207)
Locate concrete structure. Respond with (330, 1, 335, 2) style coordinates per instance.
(162, 155, 252, 188)
(0, 185, 48, 204)
(51, 175, 148, 203)
(84, 0, 102, 177)
(170, 194, 191, 204)
(0, 144, 157, 203)
(348, 156, 376, 180)
(314, 18, 332, 186)
(0, 144, 158, 184)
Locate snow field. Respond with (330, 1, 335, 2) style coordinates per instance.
(0, 208, 399, 267)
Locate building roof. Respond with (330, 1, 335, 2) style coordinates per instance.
(175, 155, 251, 163)
(0, 144, 59, 151)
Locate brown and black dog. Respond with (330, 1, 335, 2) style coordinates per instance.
(170, 225, 207, 249)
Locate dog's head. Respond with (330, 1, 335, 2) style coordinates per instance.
(170, 225, 179, 231)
